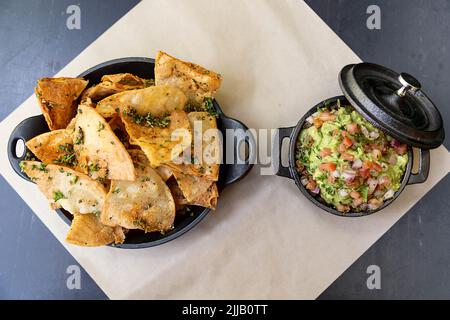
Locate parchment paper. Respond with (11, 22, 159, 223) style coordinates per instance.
(0, 0, 449, 299)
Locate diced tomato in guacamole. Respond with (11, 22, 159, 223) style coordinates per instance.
(296, 102, 408, 213)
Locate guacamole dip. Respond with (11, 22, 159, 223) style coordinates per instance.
(295, 102, 408, 213)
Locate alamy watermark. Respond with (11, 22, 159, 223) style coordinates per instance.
(366, 265, 381, 290)
(164, 123, 283, 175)
(366, 5, 381, 30)
(66, 5, 81, 30)
(66, 265, 81, 290)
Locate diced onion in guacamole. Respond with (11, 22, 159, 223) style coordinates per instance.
(295, 102, 408, 213)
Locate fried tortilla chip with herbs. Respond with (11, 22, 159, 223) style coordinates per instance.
(95, 84, 187, 118)
(35, 77, 88, 130)
(80, 73, 153, 103)
(25, 51, 225, 247)
(21, 161, 106, 214)
(168, 176, 218, 210)
(122, 109, 192, 167)
(155, 51, 222, 108)
(26, 129, 78, 168)
(66, 213, 125, 247)
(74, 104, 136, 181)
(101, 150, 176, 233)
(166, 111, 221, 181)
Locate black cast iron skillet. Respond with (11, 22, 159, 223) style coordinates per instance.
(273, 95, 430, 217)
(8, 57, 255, 248)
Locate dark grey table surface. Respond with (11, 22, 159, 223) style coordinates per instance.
(0, 0, 449, 299)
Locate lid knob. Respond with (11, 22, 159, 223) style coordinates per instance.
(397, 72, 421, 97)
(339, 63, 444, 148)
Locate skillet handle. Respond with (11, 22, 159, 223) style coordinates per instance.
(272, 126, 294, 179)
(221, 116, 255, 187)
(407, 148, 430, 185)
(7, 115, 49, 182)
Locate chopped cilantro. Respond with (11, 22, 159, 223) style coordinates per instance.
(75, 127, 84, 145)
(70, 176, 79, 185)
(53, 190, 65, 202)
(125, 108, 170, 128)
(97, 121, 105, 132)
(185, 97, 218, 117)
(24, 151, 36, 161)
(144, 203, 152, 210)
(54, 144, 77, 166)
(184, 103, 203, 113)
(58, 143, 72, 153)
(96, 177, 106, 184)
(39, 163, 48, 172)
(203, 97, 218, 117)
(88, 163, 99, 173)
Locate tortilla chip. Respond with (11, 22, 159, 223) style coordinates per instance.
(21, 161, 106, 214)
(155, 165, 173, 181)
(66, 99, 94, 134)
(74, 104, 135, 181)
(101, 150, 175, 233)
(166, 112, 220, 181)
(122, 109, 192, 167)
(66, 213, 125, 247)
(81, 86, 117, 104)
(101, 73, 152, 89)
(35, 77, 88, 130)
(155, 51, 222, 107)
(191, 183, 218, 210)
(95, 85, 187, 118)
(172, 171, 214, 202)
(108, 116, 131, 149)
(167, 177, 188, 207)
(168, 177, 218, 210)
(66, 118, 77, 131)
(80, 73, 152, 103)
(26, 129, 76, 167)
